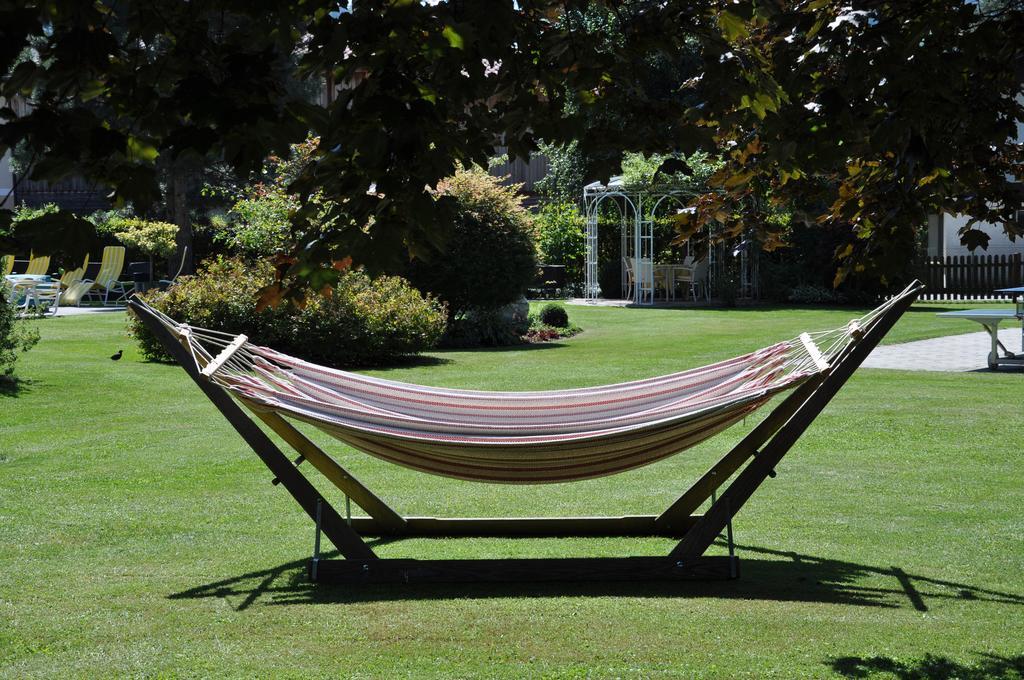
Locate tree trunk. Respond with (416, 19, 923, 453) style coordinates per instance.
(171, 162, 193, 276)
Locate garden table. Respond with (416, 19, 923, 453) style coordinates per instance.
(654, 264, 693, 301)
(937, 302, 1024, 370)
(4, 274, 53, 309)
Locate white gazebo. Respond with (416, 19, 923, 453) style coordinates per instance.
(583, 176, 700, 305)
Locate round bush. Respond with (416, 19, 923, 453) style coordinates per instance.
(128, 257, 447, 367)
(406, 166, 537, 319)
(539, 303, 569, 328)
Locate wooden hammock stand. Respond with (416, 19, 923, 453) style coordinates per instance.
(127, 282, 920, 585)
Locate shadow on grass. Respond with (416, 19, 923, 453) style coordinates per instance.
(136, 352, 454, 370)
(359, 354, 453, 371)
(0, 376, 31, 397)
(168, 540, 1024, 612)
(827, 652, 1024, 679)
(435, 341, 568, 355)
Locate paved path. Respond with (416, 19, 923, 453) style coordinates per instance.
(54, 305, 127, 317)
(863, 327, 1023, 372)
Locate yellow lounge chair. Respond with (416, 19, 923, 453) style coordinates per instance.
(25, 253, 51, 276)
(1, 254, 13, 277)
(62, 279, 94, 307)
(87, 246, 128, 305)
(59, 254, 90, 289)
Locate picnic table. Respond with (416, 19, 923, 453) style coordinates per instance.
(937, 286, 1024, 369)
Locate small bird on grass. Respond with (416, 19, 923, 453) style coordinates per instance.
(110, 349, 123, 361)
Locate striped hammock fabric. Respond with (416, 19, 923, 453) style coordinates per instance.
(149, 295, 902, 484)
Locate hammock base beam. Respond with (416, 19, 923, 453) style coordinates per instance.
(346, 514, 699, 537)
(310, 556, 737, 584)
(127, 281, 921, 586)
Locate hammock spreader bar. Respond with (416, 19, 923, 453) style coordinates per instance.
(127, 280, 923, 585)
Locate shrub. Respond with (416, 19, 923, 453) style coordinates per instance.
(87, 209, 133, 246)
(524, 310, 582, 343)
(406, 166, 537, 319)
(5, 204, 59, 255)
(442, 308, 526, 348)
(0, 288, 40, 378)
(106, 218, 179, 260)
(534, 140, 587, 202)
(128, 257, 447, 367)
(539, 303, 569, 328)
(11, 202, 59, 225)
(787, 284, 842, 304)
(535, 202, 586, 290)
(208, 136, 322, 257)
(216, 187, 296, 256)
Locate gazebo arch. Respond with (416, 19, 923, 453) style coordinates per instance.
(583, 177, 700, 305)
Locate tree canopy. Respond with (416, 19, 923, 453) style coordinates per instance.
(1, 0, 1022, 298)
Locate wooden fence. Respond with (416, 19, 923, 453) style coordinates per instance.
(917, 253, 1023, 300)
(14, 175, 109, 212)
(489, 146, 550, 193)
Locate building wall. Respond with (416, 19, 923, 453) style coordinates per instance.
(927, 99, 1023, 258)
(930, 212, 1024, 258)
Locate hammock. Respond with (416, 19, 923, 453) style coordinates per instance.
(141, 292, 902, 484)
(127, 282, 923, 585)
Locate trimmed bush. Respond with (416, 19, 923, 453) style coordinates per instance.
(539, 303, 569, 328)
(406, 166, 537, 319)
(128, 257, 447, 367)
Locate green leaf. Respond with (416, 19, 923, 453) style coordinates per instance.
(2, 61, 38, 97)
(127, 136, 159, 163)
(755, 93, 777, 114)
(441, 25, 464, 50)
(79, 79, 108, 102)
(417, 85, 437, 104)
(718, 11, 749, 42)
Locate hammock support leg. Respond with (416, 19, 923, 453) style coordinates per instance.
(126, 296, 376, 561)
(670, 282, 921, 563)
(655, 375, 825, 531)
(249, 409, 407, 533)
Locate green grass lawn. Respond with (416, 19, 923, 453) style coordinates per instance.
(2, 303, 1022, 678)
